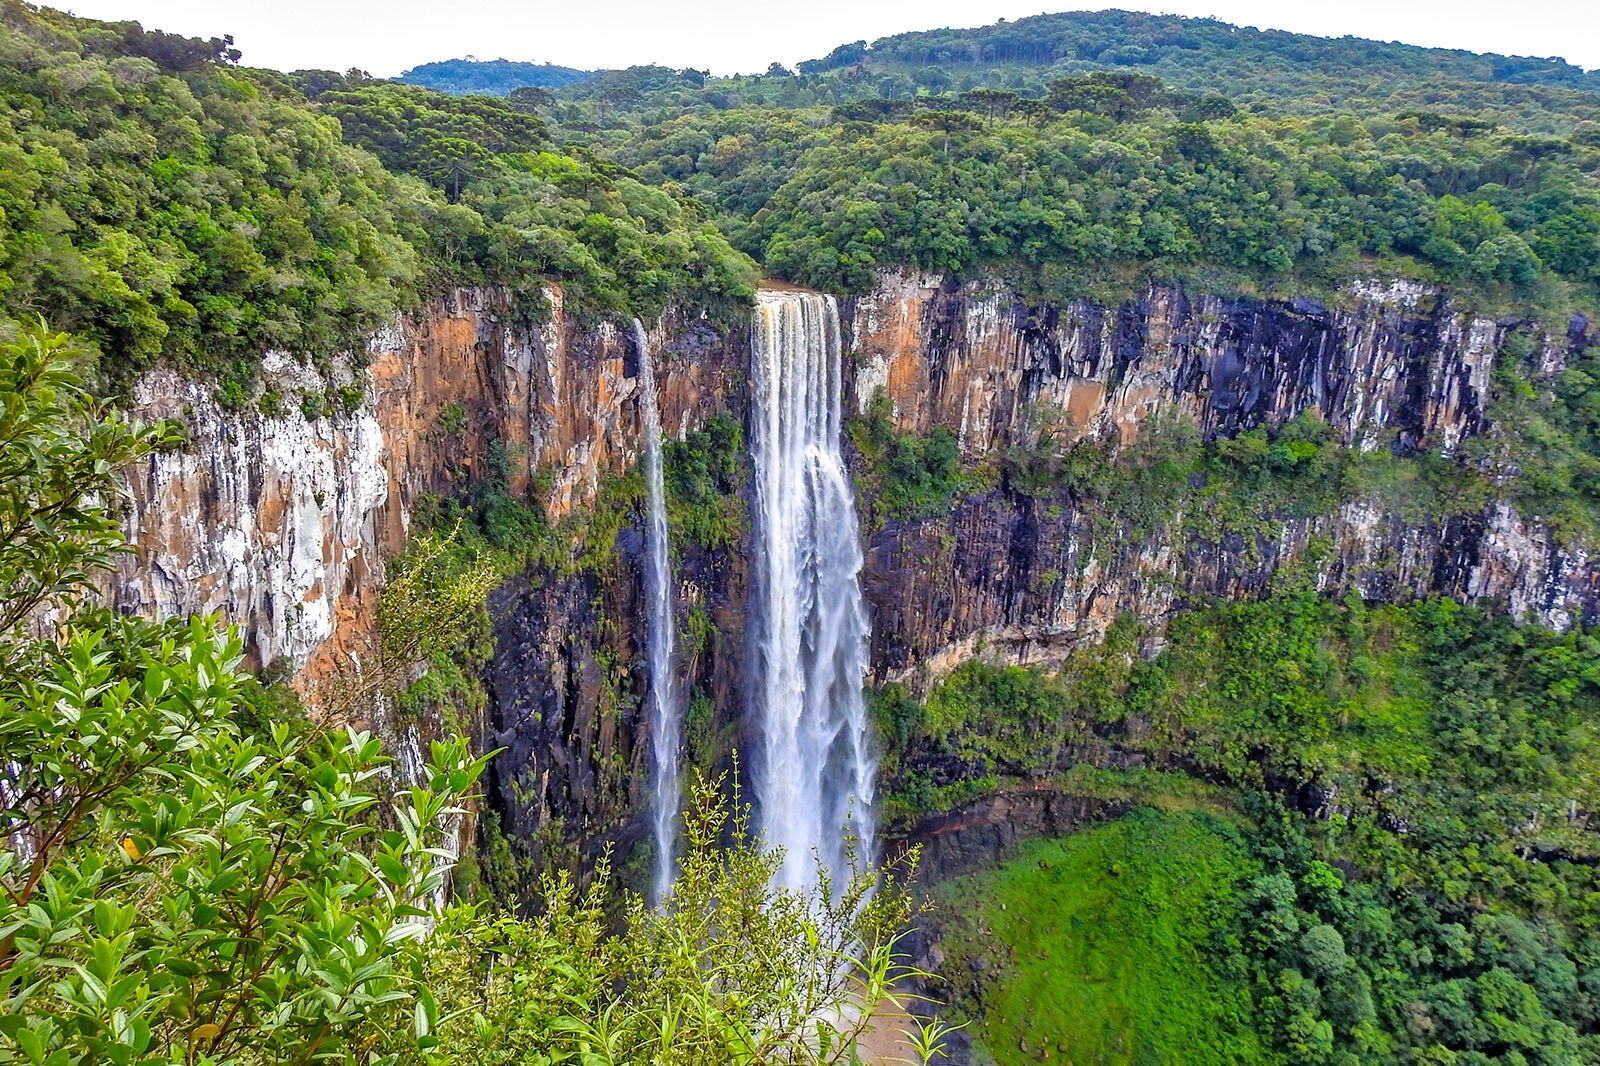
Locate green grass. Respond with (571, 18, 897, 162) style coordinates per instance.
(932, 809, 1268, 1066)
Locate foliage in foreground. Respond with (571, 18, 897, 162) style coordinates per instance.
(0, 322, 488, 1064)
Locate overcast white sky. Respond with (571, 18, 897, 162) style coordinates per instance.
(51, 0, 1600, 79)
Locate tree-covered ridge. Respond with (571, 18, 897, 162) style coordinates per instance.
(587, 79, 1600, 310)
(0, 1, 753, 398)
(535, 9, 1600, 136)
(397, 57, 594, 96)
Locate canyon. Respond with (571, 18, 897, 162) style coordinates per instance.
(107, 271, 1600, 878)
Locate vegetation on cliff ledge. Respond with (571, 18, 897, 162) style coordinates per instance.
(879, 590, 1600, 1064)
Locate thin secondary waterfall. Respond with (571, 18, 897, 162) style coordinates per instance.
(633, 320, 681, 904)
(749, 291, 876, 893)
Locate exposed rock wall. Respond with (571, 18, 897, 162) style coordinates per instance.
(116, 351, 389, 683)
(864, 496, 1598, 686)
(113, 287, 734, 682)
(846, 271, 1498, 455)
(844, 272, 1600, 686)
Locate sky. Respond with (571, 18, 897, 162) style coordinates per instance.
(52, 0, 1600, 79)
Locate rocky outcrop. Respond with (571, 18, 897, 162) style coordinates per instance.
(116, 351, 387, 684)
(844, 272, 1600, 686)
(889, 787, 1131, 884)
(847, 271, 1498, 456)
(864, 495, 1598, 687)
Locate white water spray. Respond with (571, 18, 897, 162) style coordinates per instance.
(749, 291, 876, 892)
(634, 320, 681, 905)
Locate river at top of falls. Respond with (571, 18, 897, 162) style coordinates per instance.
(633, 320, 681, 906)
(748, 290, 876, 893)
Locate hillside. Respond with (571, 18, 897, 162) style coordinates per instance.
(538, 9, 1600, 134)
(805, 9, 1600, 90)
(800, 8, 1600, 131)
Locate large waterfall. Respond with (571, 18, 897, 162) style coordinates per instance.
(633, 321, 681, 905)
(749, 291, 876, 893)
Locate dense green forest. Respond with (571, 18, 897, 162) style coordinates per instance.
(802, 10, 1600, 114)
(0, 0, 753, 399)
(541, 72, 1600, 311)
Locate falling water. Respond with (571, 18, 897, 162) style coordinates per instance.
(633, 320, 681, 904)
(749, 291, 876, 893)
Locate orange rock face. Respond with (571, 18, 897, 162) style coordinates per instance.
(845, 272, 1499, 458)
(113, 286, 739, 691)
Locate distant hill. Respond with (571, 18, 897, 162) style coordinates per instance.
(800, 8, 1600, 93)
(535, 10, 1600, 136)
(398, 58, 593, 96)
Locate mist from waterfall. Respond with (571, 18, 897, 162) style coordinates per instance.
(633, 320, 681, 905)
(748, 291, 876, 893)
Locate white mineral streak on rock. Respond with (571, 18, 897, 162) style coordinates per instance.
(115, 350, 388, 672)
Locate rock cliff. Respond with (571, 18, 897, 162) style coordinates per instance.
(112, 285, 747, 879)
(109, 271, 1600, 879)
(113, 287, 733, 684)
(844, 272, 1598, 686)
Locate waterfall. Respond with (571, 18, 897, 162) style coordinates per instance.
(633, 320, 681, 905)
(749, 291, 876, 893)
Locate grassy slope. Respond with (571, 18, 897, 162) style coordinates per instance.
(932, 810, 1268, 1066)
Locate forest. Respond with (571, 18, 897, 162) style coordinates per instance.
(0, 0, 754, 399)
(3, 1, 1600, 1064)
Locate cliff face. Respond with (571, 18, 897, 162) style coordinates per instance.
(844, 272, 1599, 684)
(114, 286, 747, 877)
(111, 271, 1600, 880)
(479, 315, 751, 860)
(847, 272, 1499, 456)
